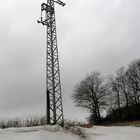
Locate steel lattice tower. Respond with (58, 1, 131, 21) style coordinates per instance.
(37, 0, 65, 125)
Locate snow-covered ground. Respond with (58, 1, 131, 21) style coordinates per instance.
(86, 126, 140, 140)
(0, 125, 139, 140)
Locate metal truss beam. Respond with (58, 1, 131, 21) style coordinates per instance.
(38, 0, 65, 125)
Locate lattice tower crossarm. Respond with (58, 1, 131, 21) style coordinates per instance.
(37, 0, 65, 125)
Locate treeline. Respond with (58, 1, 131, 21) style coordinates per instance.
(72, 59, 140, 125)
(0, 116, 46, 129)
(105, 59, 140, 123)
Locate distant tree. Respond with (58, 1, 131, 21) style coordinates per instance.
(107, 60, 140, 121)
(72, 72, 107, 124)
(106, 83, 117, 120)
(116, 67, 132, 118)
(126, 59, 140, 105)
(108, 75, 122, 120)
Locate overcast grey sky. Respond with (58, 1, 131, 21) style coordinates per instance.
(0, 0, 140, 121)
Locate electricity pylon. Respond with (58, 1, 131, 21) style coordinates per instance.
(37, 0, 65, 125)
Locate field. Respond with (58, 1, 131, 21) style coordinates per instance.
(0, 125, 140, 140)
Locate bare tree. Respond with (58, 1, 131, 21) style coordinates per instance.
(72, 72, 107, 124)
(116, 67, 131, 118)
(107, 60, 140, 121)
(126, 59, 140, 105)
(108, 75, 122, 120)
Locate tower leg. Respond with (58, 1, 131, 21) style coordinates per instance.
(47, 89, 50, 124)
